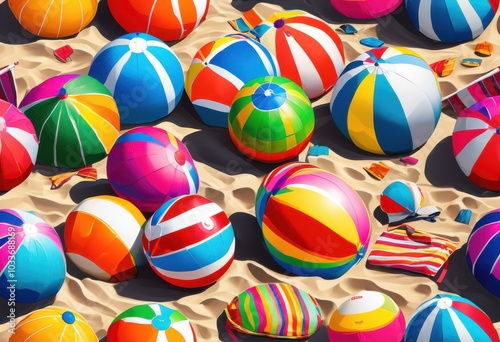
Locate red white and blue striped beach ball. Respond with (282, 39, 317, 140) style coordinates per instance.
(143, 194, 235, 288)
(88, 32, 184, 124)
(405, 0, 499, 43)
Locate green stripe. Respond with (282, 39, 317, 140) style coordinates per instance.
(65, 75, 112, 96)
(112, 304, 156, 323)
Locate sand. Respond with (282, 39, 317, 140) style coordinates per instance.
(1, 0, 500, 340)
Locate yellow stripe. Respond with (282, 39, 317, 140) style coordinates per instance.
(329, 309, 397, 331)
(212, 36, 238, 51)
(393, 46, 423, 59)
(167, 131, 179, 149)
(268, 10, 306, 22)
(236, 102, 256, 129)
(243, 295, 255, 330)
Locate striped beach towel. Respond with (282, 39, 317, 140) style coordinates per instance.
(367, 225, 458, 277)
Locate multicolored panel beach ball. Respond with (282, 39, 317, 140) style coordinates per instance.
(404, 293, 500, 342)
(228, 75, 314, 163)
(225, 283, 322, 339)
(108, 303, 196, 342)
(108, 0, 209, 42)
(328, 290, 406, 342)
(405, 0, 499, 43)
(466, 209, 500, 297)
(255, 162, 371, 279)
(380, 180, 426, 223)
(0, 209, 65, 303)
(185, 34, 280, 128)
(19, 74, 120, 169)
(330, 46, 442, 155)
(143, 194, 235, 288)
(88, 32, 184, 124)
(0, 99, 38, 191)
(330, 0, 403, 19)
(64, 195, 146, 282)
(9, 306, 98, 342)
(249, 10, 345, 99)
(452, 96, 500, 191)
(107, 126, 199, 213)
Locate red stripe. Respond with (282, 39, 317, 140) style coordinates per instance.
(453, 301, 500, 341)
(159, 195, 210, 221)
(275, 31, 301, 88)
(380, 194, 408, 214)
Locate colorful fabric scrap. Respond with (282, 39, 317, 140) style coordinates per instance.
(0, 62, 18, 105)
(461, 58, 482, 67)
(307, 145, 329, 157)
(49, 166, 98, 189)
(430, 57, 456, 77)
(337, 24, 358, 34)
(360, 36, 384, 47)
(400, 156, 419, 166)
(454, 208, 472, 225)
(54, 45, 74, 63)
(363, 162, 390, 180)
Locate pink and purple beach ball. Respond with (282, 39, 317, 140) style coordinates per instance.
(107, 126, 199, 213)
(330, 0, 403, 19)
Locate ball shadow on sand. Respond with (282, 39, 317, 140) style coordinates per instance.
(0, 2, 50, 44)
(69, 178, 116, 204)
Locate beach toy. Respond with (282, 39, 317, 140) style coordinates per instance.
(108, 303, 196, 341)
(10, 306, 98, 342)
(0, 209, 65, 303)
(108, 0, 209, 42)
(330, 46, 441, 155)
(404, 293, 500, 342)
(19, 74, 120, 169)
(330, 0, 403, 19)
(452, 96, 500, 191)
(64, 195, 146, 282)
(380, 180, 440, 223)
(466, 209, 500, 297)
(228, 75, 315, 163)
(328, 290, 406, 342)
(88, 32, 184, 124)
(0, 99, 38, 191)
(107, 127, 199, 213)
(255, 162, 371, 279)
(225, 283, 322, 339)
(143, 194, 235, 288)
(405, 0, 499, 43)
(185, 34, 280, 128)
(8, 0, 97, 38)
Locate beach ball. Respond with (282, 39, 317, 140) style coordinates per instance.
(330, 46, 441, 155)
(255, 162, 371, 279)
(466, 209, 500, 297)
(10, 307, 98, 342)
(8, 0, 97, 38)
(330, 0, 403, 19)
(328, 290, 406, 342)
(108, 0, 209, 42)
(404, 293, 499, 342)
(452, 96, 500, 191)
(0, 209, 65, 303)
(64, 195, 146, 282)
(108, 303, 196, 341)
(19, 74, 120, 168)
(185, 34, 280, 128)
(248, 10, 345, 99)
(143, 194, 235, 288)
(107, 126, 199, 213)
(0, 99, 38, 191)
(405, 0, 499, 43)
(228, 76, 315, 163)
(88, 32, 184, 124)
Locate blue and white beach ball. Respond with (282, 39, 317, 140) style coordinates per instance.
(88, 32, 184, 124)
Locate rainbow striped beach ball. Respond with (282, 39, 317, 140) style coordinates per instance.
(466, 209, 500, 297)
(107, 303, 196, 342)
(228, 75, 314, 163)
(143, 194, 235, 288)
(64, 195, 146, 282)
(89, 32, 184, 124)
(330, 46, 441, 155)
(185, 34, 280, 128)
(255, 162, 371, 279)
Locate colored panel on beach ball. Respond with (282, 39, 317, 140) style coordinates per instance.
(330, 46, 441, 155)
(10, 307, 98, 342)
(108, 0, 209, 42)
(89, 32, 184, 124)
(452, 96, 500, 191)
(330, 0, 403, 19)
(107, 126, 200, 213)
(108, 303, 196, 342)
(8, 0, 97, 38)
(225, 283, 322, 339)
(255, 162, 371, 279)
(0, 99, 38, 191)
(0, 209, 65, 303)
(143, 194, 235, 288)
(405, 0, 499, 43)
(64, 195, 146, 282)
(466, 209, 500, 297)
(228, 75, 314, 163)
(185, 34, 280, 127)
(380, 180, 424, 223)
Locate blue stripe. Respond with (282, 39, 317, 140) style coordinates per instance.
(269, 284, 287, 336)
(0, 211, 23, 226)
(476, 2, 496, 28)
(384, 182, 418, 213)
(472, 210, 500, 233)
(431, 309, 453, 341)
(116, 132, 165, 146)
(405, 0, 421, 30)
(150, 197, 178, 226)
(193, 104, 229, 128)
